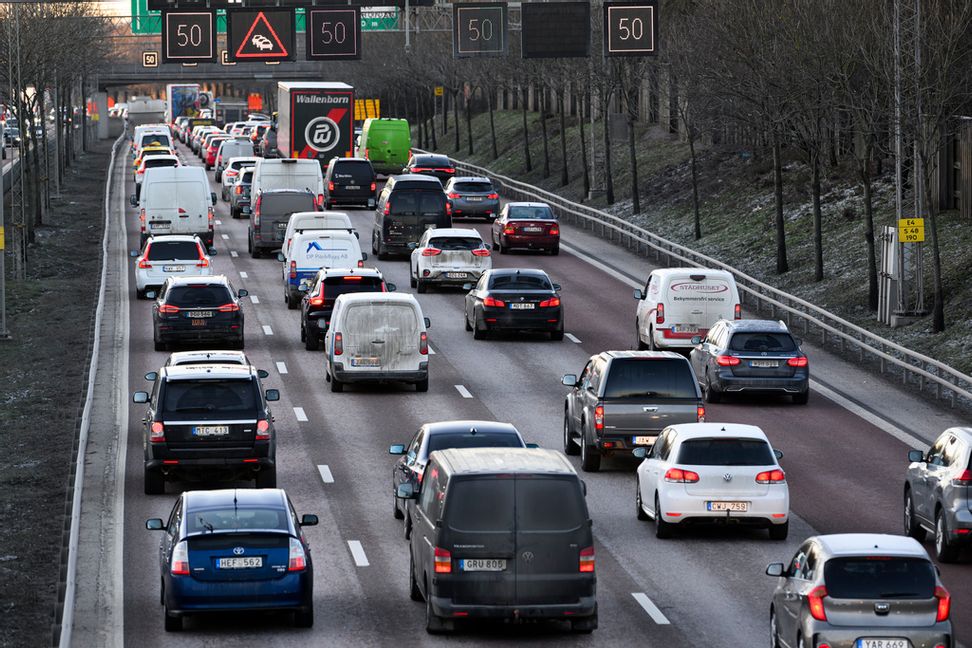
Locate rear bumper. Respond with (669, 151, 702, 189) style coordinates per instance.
(801, 620, 951, 648)
(331, 362, 428, 384)
(156, 325, 243, 344)
(422, 268, 484, 285)
(481, 309, 562, 331)
(658, 489, 789, 525)
(430, 594, 597, 621)
(166, 572, 311, 615)
(714, 373, 809, 394)
(452, 201, 499, 217)
(136, 268, 213, 291)
(500, 234, 559, 250)
(595, 434, 661, 454)
(328, 191, 375, 207)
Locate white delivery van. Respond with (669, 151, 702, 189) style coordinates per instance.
(135, 166, 217, 247)
(132, 124, 170, 158)
(324, 292, 430, 393)
(251, 158, 325, 208)
(633, 268, 740, 350)
(280, 230, 365, 307)
(282, 211, 355, 257)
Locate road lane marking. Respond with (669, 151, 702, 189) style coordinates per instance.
(455, 384, 473, 399)
(293, 407, 308, 422)
(250, 295, 260, 304)
(276, 361, 288, 374)
(230, 250, 238, 258)
(427, 344, 436, 354)
(317, 465, 334, 484)
(348, 541, 369, 567)
(566, 333, 582, 343)
(632, 593, 670, 625)
(215, 219, 222, 225)
(262, 325, 273, 336)
(239, 271, 248, 278)
(810, 379, 929, 450)
(221, 233, 229, 240)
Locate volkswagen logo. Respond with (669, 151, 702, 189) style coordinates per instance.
(521, 551, 534, 564)
(723, 473, 733, 482)
(232, 546, 245, 556)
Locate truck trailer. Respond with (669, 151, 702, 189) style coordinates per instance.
(276, 82, 354, 165)
(166, 84, 202, 124)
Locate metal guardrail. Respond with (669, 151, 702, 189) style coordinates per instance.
(423, 150, 972, 410)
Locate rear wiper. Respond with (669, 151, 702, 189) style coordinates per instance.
(196, 516, 215, 533)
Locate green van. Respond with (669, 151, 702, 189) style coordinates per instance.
(356, 118, 411, 175)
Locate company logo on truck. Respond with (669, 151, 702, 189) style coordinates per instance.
(296, 95, 349, 105)
(305, 116, 340, 152)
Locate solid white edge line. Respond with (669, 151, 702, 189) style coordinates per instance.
(275, 361, 288, 375)
(565, 332, 582, 344)
(455, 384, 473, 399)
(348, 540, 370, 567)
(317, 464, 334, 484)
(250, 295, 260, 304)
(293, 407, 308, 422)
(427, 345, 436, 354)
(239, 271, 248, 278)
(59, 132, 127, 648)
(632, 592, 670, 625)
(262, 325, 273, 336)
(809, 379, 929, 451)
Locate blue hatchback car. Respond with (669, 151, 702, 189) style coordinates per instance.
(146, 488, 317, 631)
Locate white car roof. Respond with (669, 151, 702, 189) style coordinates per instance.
(815, 533, 929, 559)
(426, 228, 482, 239)
(338, 292, 420, 307)
(318, 267, 383, 279)
(652, 267, 735, 280)
(146, 234, 202, 244)
(666, 422, 769, 442)
(228, 156, 260, 164)
(163, 364, 254, 381)
(167, 350, 248, 366)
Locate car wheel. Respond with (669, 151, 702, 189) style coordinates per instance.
(570, 607, 597, 634)
(797, 634, 805, 648)
(935, 508, 960, 563)
(153, 337, 166, 353)
(410, 274, 417, 288)
(636, 481, 649, 521)
(770, 609, 780, 648)
(648, 326, 658, 351)
(425, 578, 450, 634)
(163, 605, 182, 632)
(371, 233, 379, 255)
(235, 336, 245, 351)
(491, 231, 499, 251)
(416, 279, 427, 294)
(580, 430, 601, 472)
(563, 413, 579, 456)
(904, 490, 927, 541)
(499, 238, 508, 254)
(550, 327, 564, 341)
(768, 521, 789, 541)
(293, 605, 314, 628)
(300, 323, 306, 342)
(403, 511, 412, 540)
(464, 311, 473, 331)
(394, 493, 404, 520)
(472, 316, 488, 340)
(255, 466, 276, 489)
(705, 372, 722, 403)
(409, 551, 423, 601)
(377, 242, 389, 261)
(330, 373, 344, 393)
(286, 293, 299, 310)
(654, 495, 673, 539)
(144, 467, 165, 495)
(135, 287, 145, 300)
(305, 330, 319, 351)
(792, 390, 809, 405)
(550, 244, 560, 256)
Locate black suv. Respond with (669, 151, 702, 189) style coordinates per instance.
(324, 157, 377, 209)
(403, 153, 455, 184)
(249, 189, 317, 258)
(372, 174, 452, 259)
(133, 363, 280, 494)
(299, 267, 393, 350)
(151, 276, 247, 352)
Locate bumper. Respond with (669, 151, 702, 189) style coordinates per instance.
(136, 268, 213, 291)
(802, 620, 952, 648)
(165, 571, 311, 615)
(481, 309, 562, 331)
(948, 507, 972, 539)
(421, 268, 484, 285)
(329, 192, 375, 207)
(156, 325, 243, 344)
(452, 201, 499, 217)
(145, 454, 274, 474)
(331, 362, 428, 384)
(714, 373, 809, 394)
(379, 240, 415, 255)
(595, 434, 661, 454)
(501, 234, 559, 251)
(659, 489, 789, 526)
(430, 594, 596, 621)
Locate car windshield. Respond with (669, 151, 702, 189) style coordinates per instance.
(426, 432, 523, 454)
(147, 241, 200, 261)
(602, 358, 698, 399)
(390, 191, 445, 216)
(428, 236, 482, 251)
(332, 161, 374, 183)
(261, 193, 315, 216)
(508, 206, 554, 220)
(729, 332, 796, 352)
(187, 506, 289, 534)
(676, 438, 775, 466)
(161, 379, 257, 415)
(165, 284, 233, 307)
(488, 274, 552, 291)
(824, 557, 936, 600)
(453, 182, 492, 193)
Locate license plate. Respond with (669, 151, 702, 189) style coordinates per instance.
(446, 272, 466, 279)
(510, 303, 535, 310)
(150, 222, 170, 230)
(345, 185, 360, 190)
(351, 356, 380, 367)
(857, 640, 908, 648)
(186, 310, 214, 318)
(162, 265, 186, 272)
(217, 556, 263, 569)
(193, 425, 229, 437)
(707, 501, 749, 512)
(467, 196, 483, 202)
(632, 436, 655, 445)
(191, 319, 207, 327)
(750, 360, 779, 368)
(277, 221, 288, 228)
(674, 324, 699, 333)
(459, 559, 506, 572)
(522, 227, 543, 233)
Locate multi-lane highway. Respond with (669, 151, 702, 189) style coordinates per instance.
(105, 136, 970, 646)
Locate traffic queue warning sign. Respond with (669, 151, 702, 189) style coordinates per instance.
(227, 8, 295, 62)
(898, 218, 925, 243)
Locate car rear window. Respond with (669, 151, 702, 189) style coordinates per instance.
(229, 159, 254, 171)
(165, 284, 233, 307)
(390, 191, 445, 216)
(602, 358, 698, 399)
(344, 303, 418, 337)
(508, 206, 554, 220)
(140, 134, 169, 147)
(323, 276, 384, 298)
(824, 557, 936, 600)
(676, 438, 775, 466)
(516, 477, 587, 532)
(142, 149, 169, 158)
(161, 379, 258, 416)
(241, 170, 253, 183)
(332, 161, 375, 183)
(488, 274, 552, 290)
(147, 241, 200, 261)
(729, 332, 796, 352)
(416, 155, 451, 167)
(447, 478, 514, 532)
(143, 158, 177, 169)
(260, 193, 316, 216)
(427, 432, 523, 454)
(453, 182, 492, 193)
(187, 506, 289, 534)
(428, 236, 483, 251)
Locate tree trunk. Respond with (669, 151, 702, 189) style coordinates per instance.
(453, 91, 460, 151)
(811, 148, 823, 282)
(428, 94, 437, 150)
(55, 80, 64, 180)
(923, 175, 945, 332)
(579, 91, 589, 198)
(540, 89, 550, 178)
(627, 114, 639, 214)
(559, 89, 569, 186)
(465, 91, 474, 156)
(772, 128, 788, 273)
(29, 112, 42, 235)
(442, 91, 448, 134)
(861, 150, 878, 311)
(603, 92, 615, 205)
(689, 131, 701, 240)
(488, 88, 498, 160)
(521, 86, 532, 172)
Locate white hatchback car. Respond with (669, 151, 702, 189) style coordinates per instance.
(634, 422, 789, 540)
(131, 235, 214, 299)
(409, 227, 491, 293)
(219, 155, 259, 201)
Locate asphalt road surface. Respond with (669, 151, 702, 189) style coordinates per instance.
(113, 139, 970, 647)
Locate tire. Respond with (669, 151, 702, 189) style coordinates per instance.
(550, 244, 560, 256)
(304, 329, 319, 351)
(135, 287, 145, 300)
(472, 317, 487, 340)
(904, 490, 927, 541)
(371, 233, 379, 255)
(250, 240, 260, 259)
(255, 466, 276, 489)
(416, 279, 427, 294)
(935, 509, 960, 563)
(394, 493, 404, 520)
(425, 578, 449, 634)
(409, 551, 423, 601)
(154, 338, 166, 353)
(144, 467, 165, 495)
(499, 239, 508, 254)
(293, 606, 314, 628)
(410, 274, 417, 289)
(654, 495, 673, 539)
(705, 372, 723, 403)
(330, 372, 344, 393)
(648, 326, 657, 351)
(551, 328, 564, 341)
(163, 606, 182, 632)
(768, 521, 789, 541)
(563, 413, 579, 456)
(636, 482, 649, 521)
(377, 242, 389, 261)
(235, 336, 245, 351)
(415, 378, 429, 393)
(570, 608, 597, 634)
(286, 292, 299, 310)
(792, 390, 809, 405)
(580, 430, 601, 472)
(770, 609, 780, 648)
(464, 311, 473, 331)
(491, 234, 499, 251)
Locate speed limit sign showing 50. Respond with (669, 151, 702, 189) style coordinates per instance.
(306, 8, 361, 61)
(161, 10, 216, 63)
(604, 2, 658, 57)
(453, 2, 508, 58)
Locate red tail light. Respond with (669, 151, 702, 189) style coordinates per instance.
(808, 586, 827, 621)
(370, 181, 376, 192)
(434, 547, 452, 573)
(447, 192, 460, 200)
(483, 296, 505, 308)
(579, 546, 595, 573)
(253, 196, 262, 226)
(419, 331, 428, 355)
(235, 185, 242, 195)
(328, 181, 335, 191)
(139, 208, 146, 233)
(734, 303, 741, 319)
(953, 470, 972, 486)
(316, 194, 325, 209)
(655, 303, 665, 324)
(717, 355, 741, 366)
(697, 405, 705, 422)
(787, 356, 808, 367)
(158, 304, 179, 314)
(664, 467, 701, 483)
(137, 258, 151, 269)
(357, 259, 364, 268)
(503, 225, 515, 235)
(539, 297, 561, 307)
(226, 170, 238, 178)
(149, 421, 165, 443)
(445, 201, 452, 216)
(487, 193, 499, 199)
(333, 332, 343, 355)
(411, 167, 430, 173)
(255, 419, 271, 440)
(217, 303, 240, 313)
(549, 226, 560, 236)
(440, 168, 455, 174)
(136, 168, 145, 175)
(170, 541, 189, 575)
(208, 208, 214, 230)
(421, 247, 441, 256)
(288, 537, 307, 571)
(471, 248, 490, 257)
(935, 585, 951, 622)
(383, 201, 391, 216)
(309, 295, 324, 307)
(289, 260, 297, 280)
(755, 469, 786, 484)
(594, 405, 604, 431)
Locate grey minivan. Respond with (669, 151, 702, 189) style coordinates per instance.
(248, 189, 317, 258)
(766, 533, 952, 648)
(398, 447, 597, 635)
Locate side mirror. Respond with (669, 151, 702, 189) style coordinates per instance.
(265, 389, 280, 402)
(386, 283, 397, 292)
(129, 250, 139, 258)
(208, 247, 217, 256)
(908, 449, 925, 463)
(144, 371, 158, 381)
(525, 442, 540, 449)
(561, 374, 578, 387)
(299, 514, 319, 527)
(462, 283, 473, 291)
(424, 317, 431, 328)
(145, 518, 164, 531)
(360, 252, 368, 261)
(276, 252, 286, 262)
(389, 444, 406, 455)
(633, 289, 643, 300)
(396, 483, 417, 500)
(211, 192, 217, 205)
(552, 283, 562, 292)
(257, 369, 269, 379)
(691, 335, 702, 345)
(773, 448, 784, 460)
(145, 291, 157, 300)
(132, 391, 149, 404)
(765, 562, 785, 578)
(237, 289, 249, 298)
(130, 194, 137, 207)
(632, 447, 648, 459)
(407, 242, 418, 250)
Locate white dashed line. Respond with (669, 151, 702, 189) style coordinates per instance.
(348, 541, 369, 567)
(317, 464, 334, 484)
(215, 219, 222, 225)
(293, 407, 308, 422)
(276, 361, 288, 375)
(230, 250, 238, 258)
(565, 333, 582, 344)
(632, 593, 670, 625)
(262, 325, 273, 336)
(239, 271, 248, 278)
(455, 384, 473, 399)
(221, 234, 230, 240)
(250, 295, 260, 304)
(427, 345, 436, 355)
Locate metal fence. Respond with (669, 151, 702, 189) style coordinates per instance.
(421, 150, 972, 411)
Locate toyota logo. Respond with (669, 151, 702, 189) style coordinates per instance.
(723, 473, 733, 482)
(304, 116, 340, 153)
(232, 546, 245, 556)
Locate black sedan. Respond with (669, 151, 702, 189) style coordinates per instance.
(402, 153, 455, 185)
(463, 268, 564, 340)
(300, 267, 393, 351)
(151, 275, 247, 352)
(146, 488, 317, 631)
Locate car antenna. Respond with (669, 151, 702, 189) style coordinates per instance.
(469, 427, 477, 435)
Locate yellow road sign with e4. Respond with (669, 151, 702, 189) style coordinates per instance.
(898, 218, 925, 243)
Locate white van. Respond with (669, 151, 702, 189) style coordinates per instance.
(251, 158, 325, 208)
(280, 230, 365, 307)
(282, 211, 355, 257)
(324, 292, 430, 393)
(132, 124, 170, 158)
(633, 268, 740, 350)
(135, 166, 217, 247)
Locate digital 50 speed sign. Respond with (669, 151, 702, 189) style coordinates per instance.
(603, 1, 659, 57)
(453, 2, 508, 58)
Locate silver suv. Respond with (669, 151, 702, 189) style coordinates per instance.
(766, 533, 952, 648)
(904, 427, 972, 562)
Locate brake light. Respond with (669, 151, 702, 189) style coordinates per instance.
(734, 303, 741, 319)
(594, 405, 604, 431)
(333, 332, 343, 355)
(357, 259, 364, 268)
(421, 247, 441, 256)
(158, 304, 179, 314)
(309, 295, 324, 307)
(579, 546, 595, 573)
(434, 547, 452, 573)
(226, 170, 238, 177)
(445, 201, 452, 216)
(717, 355, 741, 366)
(787, 356, 808, 367)
(411, 167, 430, 173)
(487, 193, 499, 200)
(383, 201, 391, 216)
(953, 469, 972, 486)
(697, 406, 705, 422)
(482, 296, 505, 308)
(137, 258, 151, 269)
(208, 208, 214, 230)
(549, 226, 560, 236)
(439, 168, 455, 174)
(328, 182, 335, 192)
(664, 468, 700, 483)
(935, 585, 951, 621)
(255, 419, 271, 441)
(447, 192, 460, 200)
(370, 182, 376, 192)
(217, 303, 240, 313)
(807, 586, 827, 621)
(170, 541, 189, 575)
(655, 303, 665, 324)
(235, 185, 242, 195)
(136, 168, 144, 175)
(253, 196, 262, 226)
(149, 421, 165, 443)
(539, 297, 561, 307)
(288, 537, 307, 571)
(196, 246, 209, 267)
(317, 193, 325, 209)
(139, 208, 146, 233)
(503, 225, 515, 235)
(755, 469, 786, 484)
(420, 331, 428, 355)
(289, 261, 297, 280)
(471, 248, 490, 257)
(342, 276, 364, 280)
